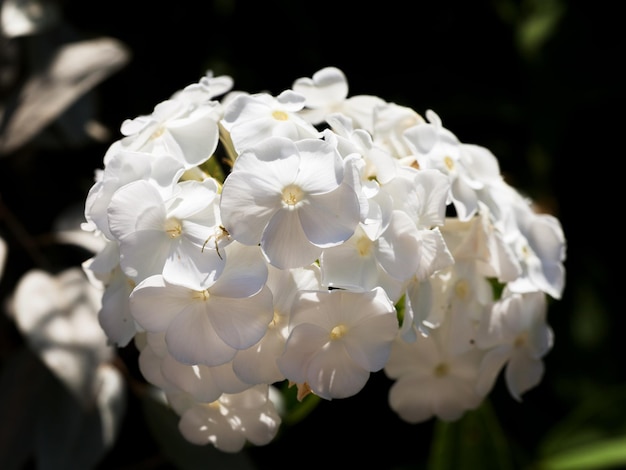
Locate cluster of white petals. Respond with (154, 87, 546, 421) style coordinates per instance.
(82, 67, 566, 452)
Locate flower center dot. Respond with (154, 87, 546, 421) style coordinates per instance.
(444, 156, 455, 171)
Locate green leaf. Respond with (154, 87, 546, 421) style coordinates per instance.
(537, 384, 626, 457)
(531, 384, 626, 470)
(427, 400, 515, 470)
(533, 436, 626, 470)
(278, 380, 321, 427)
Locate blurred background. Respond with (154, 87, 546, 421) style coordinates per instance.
(0, 0, 622, 469)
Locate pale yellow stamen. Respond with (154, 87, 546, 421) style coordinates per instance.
(269, 310, 281, 328)
(192, 290, 210, 301)
(282, 184, 304, 208)
(330, 324, 347, 340)
(151, 126, 165, 139)
(514, 333, 527, 348)
(444, 156, 455, 171)
(295, 382, 312, 402)
(272, 110, 289, 121)
(356, 235, 373, 257)
(164, 217, 183, 238)
(454, 279, 470, 299)
(519, 243, 531, 260)
(205, 400, 221, 410)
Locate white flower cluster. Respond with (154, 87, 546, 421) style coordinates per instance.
(82, 67, 566, 452)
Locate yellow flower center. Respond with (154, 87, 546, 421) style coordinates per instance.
(519, 243, 531, 260)
(434, 362, 449, 377)
(282, 184, 304, 208)
(151, 126, 165, 139)
(454, 279, 470, 299)
(269, 310, 281, 328)
(330, 324, 347, 340)
(192, 290, 210, 301)
(356, 235, 373, 257)
(272, 110, 289, 121)
(444, 156, 455, 171)
(514, 333, 528, 348)
(164, 217, 183, 238)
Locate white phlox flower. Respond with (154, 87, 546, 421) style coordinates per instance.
(291, 66, 349, 124)
(292, 66, 386, 132)
(173, 70, 234, 104)
(96, 264, 138, 347)
(80, 238, 141, 347)
(320, 223, 406, 304)
(107, 177, 226, 289)
(403, 110, 484, 221)
(399, 263, 485, 345)
(482, 180, 566, 299)
(129, 242, 273, 367)
(221, 90, 321, 153)
(171, 384, 282, 453)
(232, 264, 322, 386)
(137, 332, 251, 403)
(84, 149, 184, 240)
(276, 287, 398, 400)
(441, 204, 522, 285)
(474, 289, 554, 401)
(371, 101, 426, 159)
(219, 136, 361, 269)
(322, 118, 395, 241)
(80, 233, 120, 286)
(505, 202, 566, 300)
(384, 318, 486, 423)
(459, 143, 504, 187)
(399, 210, 521, 348)
(382, 166, 454, 281)
(398, 275, 435, 343)
(427, 261, 494, 354)
(118, 93, 222, 169)
(385, 166, 450, 231)
(326, 112, 399, 187)
(80, 66, 567, 450)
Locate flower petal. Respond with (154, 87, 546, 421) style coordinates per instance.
(262, 210, 321, 269)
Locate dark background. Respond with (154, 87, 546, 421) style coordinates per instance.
(0, 0, 622, 468)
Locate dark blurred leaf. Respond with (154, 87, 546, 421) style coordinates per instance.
(0, 0, 62, 38)
(35, 362, 113, 470)
(0, 346, 44, 470)
(141, 389, 257, 470)
(0, 344, 118, 470)
(0, 36, 130, 155)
